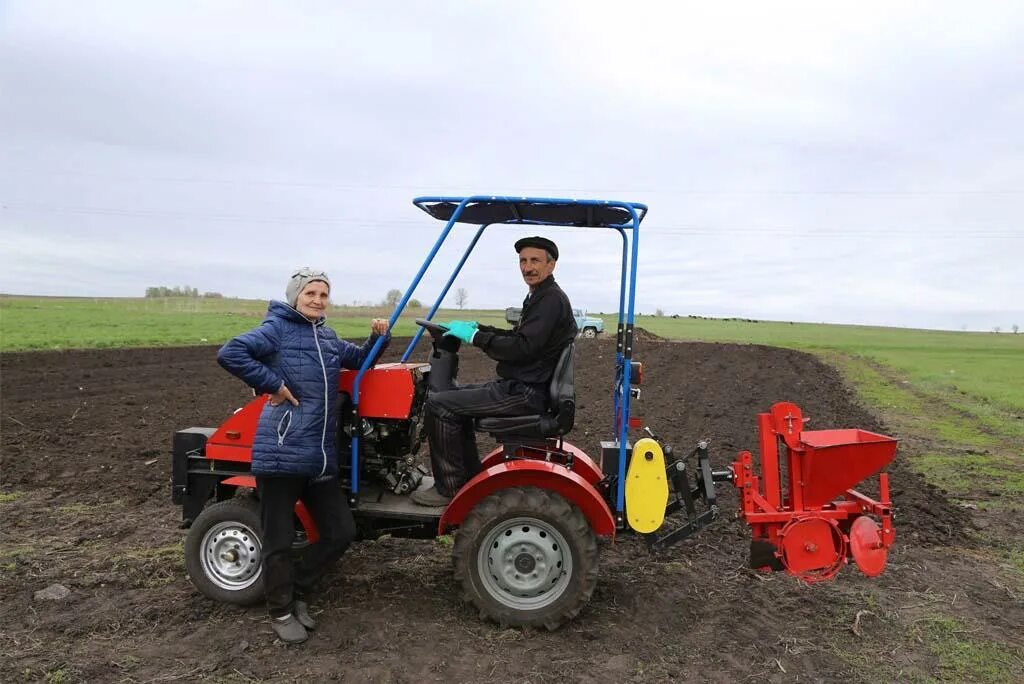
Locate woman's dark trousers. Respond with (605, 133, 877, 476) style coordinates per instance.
(256, 476, 356, 619)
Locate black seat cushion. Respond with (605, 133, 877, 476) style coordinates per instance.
(478, 414, 561, 438)
(476, 343, 575, 440)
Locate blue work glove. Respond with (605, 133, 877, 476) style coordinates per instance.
(444, 320, 478, 343)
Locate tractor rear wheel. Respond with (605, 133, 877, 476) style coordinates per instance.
(453, 487, 598, 630)
(185, 498, 265, 605)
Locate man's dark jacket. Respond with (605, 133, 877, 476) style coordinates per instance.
(471, 275, 577, 387)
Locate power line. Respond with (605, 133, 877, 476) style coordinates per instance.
(2, 168, 1022, 196)
(3, 200, 1021, 239)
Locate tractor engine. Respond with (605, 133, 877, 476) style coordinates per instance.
(341, 415, 426, 495)
(337, 362, 431, 496)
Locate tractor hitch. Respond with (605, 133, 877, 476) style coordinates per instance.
(646, 440, 731, 551)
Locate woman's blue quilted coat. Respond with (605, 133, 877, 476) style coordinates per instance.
(217, 301, 387, 477)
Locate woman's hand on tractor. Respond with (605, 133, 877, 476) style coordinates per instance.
(371, 318, 389, 336)
(444, 320, 478, 343)
(269, 384, 299, 407)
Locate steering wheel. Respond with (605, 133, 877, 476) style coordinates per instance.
(415, 318, 449, 339)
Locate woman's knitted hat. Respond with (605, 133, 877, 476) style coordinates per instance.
(286, 267, 331, 307)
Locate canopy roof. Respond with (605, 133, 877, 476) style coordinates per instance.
(413, 196, 647, 228)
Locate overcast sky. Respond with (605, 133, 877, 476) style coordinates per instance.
(1, 1, 1022, 331)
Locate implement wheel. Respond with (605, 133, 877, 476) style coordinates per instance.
(185, 498, 265, 605)
(453, 487, 599, 630)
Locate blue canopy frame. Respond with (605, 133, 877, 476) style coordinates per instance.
(350, 195, 648, 521)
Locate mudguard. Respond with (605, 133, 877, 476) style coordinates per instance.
(479, 441, 603, 485)
(439, 460, 615, 538)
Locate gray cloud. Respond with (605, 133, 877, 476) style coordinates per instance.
(1, 1, 1022, 331)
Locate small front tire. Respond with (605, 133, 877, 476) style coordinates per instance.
(581, 327, 598, 339)
(185, 498, 265, 606)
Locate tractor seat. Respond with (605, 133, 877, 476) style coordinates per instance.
(477, 343, 576, 439)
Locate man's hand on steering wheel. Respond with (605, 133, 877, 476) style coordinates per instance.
(444, 320, 478, 343)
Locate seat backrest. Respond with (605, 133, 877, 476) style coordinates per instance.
(476, 343, 576, 440)
(548, 343, 576, 433)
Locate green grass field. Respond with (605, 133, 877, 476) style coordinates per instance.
(0, 296, 508, 351)
(3, 296, 1020, 414)
(614, 314, 1024, 415)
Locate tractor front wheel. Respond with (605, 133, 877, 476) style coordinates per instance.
(581, 327, 598, 339)
(185, 498, 265, 605)
(453, 487, 599, 630)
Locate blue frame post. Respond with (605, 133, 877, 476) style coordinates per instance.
(614, 207, 643, 517)
(401, 224, 488, 362)
(612, 227, 629, 431)
(348, 199, 473, 498)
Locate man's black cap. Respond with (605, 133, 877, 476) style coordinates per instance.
(514, 236, 558, 261)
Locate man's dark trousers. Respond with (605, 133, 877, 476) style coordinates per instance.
(256, 476, 356, 618)
(426, 379, 546, 496)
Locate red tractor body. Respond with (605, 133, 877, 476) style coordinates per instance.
(184, 364, 616, 546)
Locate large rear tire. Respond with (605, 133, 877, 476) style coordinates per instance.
(452, 487, 599, 630)
(185, 498, 265, 606)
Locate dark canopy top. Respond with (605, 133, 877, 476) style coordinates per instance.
(413, 196, 647, 228)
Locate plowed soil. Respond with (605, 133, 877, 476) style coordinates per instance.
(2, 337, 1020, 682)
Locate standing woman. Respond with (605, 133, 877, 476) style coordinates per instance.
(217, 268, 389, 644)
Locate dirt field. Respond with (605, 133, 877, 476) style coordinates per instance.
(2, 337, 1021, 682)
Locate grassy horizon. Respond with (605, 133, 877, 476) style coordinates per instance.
(3, 293, 1020, 413)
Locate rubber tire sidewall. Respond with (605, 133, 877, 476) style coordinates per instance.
(185, 498, 265, 606)
(453, 486, 599, 630)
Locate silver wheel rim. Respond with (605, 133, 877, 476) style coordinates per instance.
(477, 516, 572, 611)
(200, 520, 262, 591)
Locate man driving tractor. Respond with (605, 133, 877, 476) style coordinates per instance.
(410, 236, 578, 507)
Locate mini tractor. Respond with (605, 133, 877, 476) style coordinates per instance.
(173, 196, 898, 629)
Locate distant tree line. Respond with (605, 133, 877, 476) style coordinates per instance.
(383, 289, 422, 309)
(145, 286, 223, 298)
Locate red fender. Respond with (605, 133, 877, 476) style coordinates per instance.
(221, 475, 256, 488)
(479, 441, 603, 485)
(219, 475, 320, 543)
(439, 460, 615, 539)
(480, 446, 503, 465)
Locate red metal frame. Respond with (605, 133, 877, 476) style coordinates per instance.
(205, 364, 427, 463)
(732, 402, 898, 581)
(220, 476, 256, 488)
(206, 396, 267, 462)
(439, 460, 616, 538)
